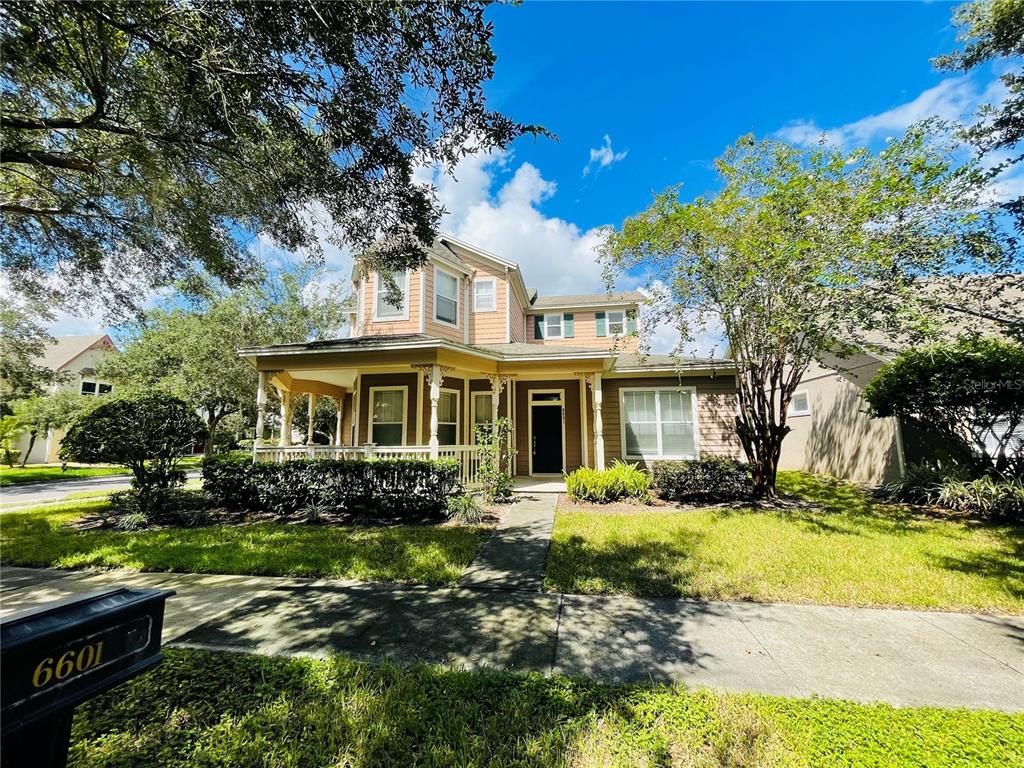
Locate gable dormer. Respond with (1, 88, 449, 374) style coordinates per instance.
(527, 293, 643, 350)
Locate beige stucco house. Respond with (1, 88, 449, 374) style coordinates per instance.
(15, 334, 119, 464)
(241, 235, 740, 482)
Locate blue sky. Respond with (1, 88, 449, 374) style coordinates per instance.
(54, 1, 1016, 353)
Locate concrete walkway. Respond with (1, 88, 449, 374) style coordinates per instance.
(458, 493, 556, 591)
(2, 566, 1021, 712)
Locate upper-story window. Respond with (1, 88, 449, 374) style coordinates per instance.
(545, 313, 563, 339)
(374, 270, 409, 321)
(81, 380, 112, 396)
(434, 266, 459, 326)
(473, 277, 497, 312)
(607, 310, 626, 336)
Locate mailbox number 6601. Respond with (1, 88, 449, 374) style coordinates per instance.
(32, 641, 105, 688)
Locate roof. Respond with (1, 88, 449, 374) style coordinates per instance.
(474, 342, 611, 357)
(614, 353, 733, 371)
(35, 335, 116, 372)
(530, 291, 646, 309)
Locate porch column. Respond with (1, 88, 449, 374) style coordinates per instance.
(334, 395, 344, 445)
(579, 375, 589, 468)
(490, 375, 501, 423)
(428, 364, 441, 459)
(254, 371, 268, 450)
(278, 390, 293, 447)
(592, 373, 605, 470)
(306, 393, 317, 444)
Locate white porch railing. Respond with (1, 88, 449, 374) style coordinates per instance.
(253, 443, 485, 486)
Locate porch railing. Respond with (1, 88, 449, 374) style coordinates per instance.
(253, 443, 485, 486)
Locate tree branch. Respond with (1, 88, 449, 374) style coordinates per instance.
(1, 149, 98, 173)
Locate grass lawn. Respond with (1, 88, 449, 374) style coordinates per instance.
(0, 500, 489, 584)
(547, 471, 1023, 613)
(0, 465, 127, 486)
(69, 648, 1022, 768)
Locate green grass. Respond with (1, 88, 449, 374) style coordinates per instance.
(0, 501, 489, 584)
(69, 648, 1023, 767)
(547, 471, 1023, 613)
(0, 465, 127, 486)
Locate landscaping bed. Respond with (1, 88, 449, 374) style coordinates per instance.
(68, 647, 1023, 767)
(547, 471, 1024, 613)
(0, 500, 491, 584)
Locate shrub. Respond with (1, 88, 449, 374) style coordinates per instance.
(109, 488, 214, 528)
(446, 492, 486, 524)
(202, 453, 462, 521)
(936, 476, 1024, 520)
(653, 457, 753, 503)
(565, 460, 652, 503)
(475, 417, 516, 503)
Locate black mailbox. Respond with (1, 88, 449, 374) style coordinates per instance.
(1, 587, 174, 768)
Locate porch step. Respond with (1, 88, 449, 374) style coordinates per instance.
(458, 493, 557, 592)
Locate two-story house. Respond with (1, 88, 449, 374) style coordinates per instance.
(240, 235, 739, 481)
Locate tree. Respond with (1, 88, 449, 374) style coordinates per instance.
(603, 129, 1013, 497)
(935, 0, 1024, 233)
(1, 1, 543, 318)
(863, 337, 1024, 472)
(0, 416, 25, 468)
(59, 393, 205, 509)
(0, 305, 64, 406)
(11, 390, 97, 466)
(101, 268, 346, 454)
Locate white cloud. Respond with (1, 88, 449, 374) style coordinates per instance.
(776, 75, 1007, 149)
(582, 134, 628, 176)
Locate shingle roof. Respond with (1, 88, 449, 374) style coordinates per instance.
(474, 342, 611, 357)
(35, 335, 115, 372)
(613, 353, 734, 370)
(530, 291, 645, 309)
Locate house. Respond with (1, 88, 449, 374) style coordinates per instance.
(240, 235, 740, 482)
(779, 275, 1023, 485)
(15, 334, 119, 464)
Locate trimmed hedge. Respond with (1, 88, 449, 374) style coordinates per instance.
(203, 452, 463, 520)
(653, 457, 753, 502)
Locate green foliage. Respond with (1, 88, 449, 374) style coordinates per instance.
(565, 460, 653, 503)
(68, 648, 1024, 768)
(59, 394, 205, 513)
(548, 471, 1024, 612)
(864, 337, 1024, 471)
(0, 415, 25, 467)
(2, 1, 543, 315)
(0, 306, 64, 403)
(887, 464, 1024, 522)
(202, 453, 463, 521)
(475, 417, 516, 503)
(653, 457, 753, 503)
(109, 488, 214, 529)
(11, 390, 98, 466)
(936, 0, 1024, 233)
(446, 492, 487, 524)
(1, 501, 487, 584)
(603, 129, 1013, 497)
(0, 465, 126, 486)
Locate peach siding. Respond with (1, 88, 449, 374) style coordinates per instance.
(597, 375, 741, 468)
(361, 270, 422, 337)
(526, 312, 639, 351)
(460, 253, 510, 345)
(422, 263, 467, 343)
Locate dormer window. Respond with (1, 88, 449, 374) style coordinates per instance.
(374, 270, 409, 320)
(545, 313, 563, 339)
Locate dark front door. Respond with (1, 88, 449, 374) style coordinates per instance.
(531, 405, 563, 474)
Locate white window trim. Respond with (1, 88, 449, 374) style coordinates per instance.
(372, 270, 410, 322)
(619, 386, 701, 460)
(80, 378, 113, 396)
(438, 387, 461, 446)
(367, 385, 408, 445)
(470, 392, 494, 443)
(788, 390, 811, 417)
(544, 313, 563, 339)
(473, 276, 498, 313)
(607, 309, 626, 337)
(433, 264, 460, 327)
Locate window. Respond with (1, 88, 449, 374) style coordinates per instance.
(369, 387, 406, 445)
(607, 310, 626, 336)
(544, 313, 563, 339)
(474, 278, 496, 312)
(472, 393, 493, 441)
(434, 266, 459, 326)
(97, 383, 112, 395)
(80, 381, 97, 395)
(621, 388, 697, 459)
(374, 271, 408, 320)
(438, 390, 460, 445)
(787, 391, 811, 417)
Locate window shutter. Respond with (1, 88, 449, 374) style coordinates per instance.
(563, 313, 574, 338)
(595, 311, 607, 337)
(626, 311, 638, 335)
(534, 315, 544, 340)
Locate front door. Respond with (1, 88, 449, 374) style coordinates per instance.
(531, 402, 563, 474)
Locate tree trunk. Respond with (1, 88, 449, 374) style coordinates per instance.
(203, 411, 223, 457)
(20, 431, 37, 468)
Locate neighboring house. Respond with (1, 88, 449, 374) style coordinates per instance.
(242, 235, 740, 480)
(14, 334, 119, 464)
(780, 275, 1023, 485)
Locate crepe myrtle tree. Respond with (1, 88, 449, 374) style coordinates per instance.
(602, 127, 1014, 498)
(864, 337, 1024, 473)
(59, 394, 205, 508)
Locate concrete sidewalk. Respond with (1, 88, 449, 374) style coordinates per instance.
(2, 566, 1021, 712)
(458, 493, 556, 591)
